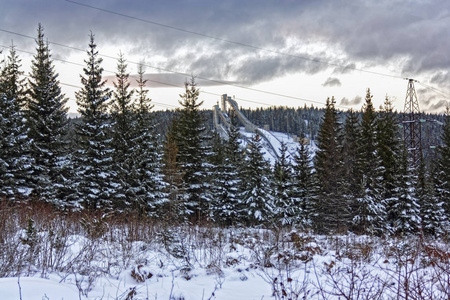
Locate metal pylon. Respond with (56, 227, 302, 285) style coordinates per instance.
(403, 78, 422, 168)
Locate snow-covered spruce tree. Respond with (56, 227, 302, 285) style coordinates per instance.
(314, 97, 347, 233)
(435, 105, 450, 217)
(0, 54, 5, 194)
(354, 89, 385, 235)
(340, 109, 363, 231)
(291, 137, 317, 229)
(72, 33, 118, 210)
(110, 52, 134, 209)
(389, 144, 421, 236)
(377, 97, 400, 195)
(240, 134, 275, 226)
(209, 131, 226, 221)
(27, 24, 69, 204)
(417, 153, 446, 237)
(377, 96, 401, 232)
(0, 44, 34, 200)
(162, 118, 186, 222)
(210, 111, 243, 225)
(128, 63, 167, 215)
(0, 45, 28, 111)
(273, 141, 294, 225)
(174, 78, 210, 222)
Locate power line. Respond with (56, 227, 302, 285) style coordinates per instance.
(1, 43, 274, 108)
(8, 22, 442, 110)
(0, 43, 272, 110)
(0, 28, 325, 108)
(3, 4, 447, 111)
(65, 0, 403, 80)
(417, 81, 450, 99)
(0, 44, 179, 110)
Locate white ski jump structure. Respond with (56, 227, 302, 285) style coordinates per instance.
(213, 94, 292, 161)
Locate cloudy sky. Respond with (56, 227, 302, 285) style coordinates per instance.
(1, 0, 449, 113)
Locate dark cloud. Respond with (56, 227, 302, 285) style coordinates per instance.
(322, 77, 341, 87)
(340, 96, 362, 106)
(2, 0, 450, 97)
(226, 51, 330, 85)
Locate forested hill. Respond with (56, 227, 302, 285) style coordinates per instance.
(69, 105, 445, 142)
(69, 105, 445, 159)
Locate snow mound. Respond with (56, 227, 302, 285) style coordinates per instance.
(0, 277, 84, 300)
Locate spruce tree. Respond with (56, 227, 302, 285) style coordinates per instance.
(0, 54, 4, 193)
(354, 89, 385, 234)
(377, 96, 400, 209)
(0, 44, 27, 109)
(110, 52, 134, 208)
(314, 97, 346, 233)
(417, 153, 446, 236)
(209, 131, 227, 221)
(341, 109, 362, 229)
(273, 141, 293, 225)
(162, 118, 186, 221)
(389, 144, 421, 236)
(27, 24, 69, 204)
(72, 33, 117, 210)
(174, 78, 209, 222)
(0, 45, 33, 199)
(291, 138, 317, 228)
(210, 111, 243, 225)
(240, 134, 274, 225)
(129, 63, 166, 215)
(435, 105, 450, 215)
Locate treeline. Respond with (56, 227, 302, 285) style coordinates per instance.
(81, 104, 443, 165)
(107, 105, 444, 167)
(1, 25, 449, 237)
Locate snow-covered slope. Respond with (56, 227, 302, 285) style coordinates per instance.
(239, 127, 317, 165)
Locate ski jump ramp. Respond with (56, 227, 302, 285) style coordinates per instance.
(214, 94, 294, 161)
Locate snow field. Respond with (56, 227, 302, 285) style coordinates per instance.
(2, 219, 450, 300)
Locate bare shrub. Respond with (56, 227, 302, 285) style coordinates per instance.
(130, 264, 153, 283)
(321, 257, 387, 299)
(254, 230, 320, 299)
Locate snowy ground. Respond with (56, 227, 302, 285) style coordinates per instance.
(1, 223, 450, 300)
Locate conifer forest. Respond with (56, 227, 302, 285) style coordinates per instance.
(1, 25, 450, 299)
(1, 25, 449, 236)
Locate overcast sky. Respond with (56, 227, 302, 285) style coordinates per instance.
(1, 0, 449, 113)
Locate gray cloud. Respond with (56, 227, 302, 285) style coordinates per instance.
(416, 82, 450, 113)
(414, 87, 448, 112)
(431, 71, 450, 89)
(2, 0, 450, 98)
(322, 77, 341, 87)
(332, 63, 357, 75)
(340, 96, 362, 106)
(103, 73, 237, 88)
(427, 100, 448, 112)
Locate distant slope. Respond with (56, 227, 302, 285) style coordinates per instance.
(238, 128, 317, 165)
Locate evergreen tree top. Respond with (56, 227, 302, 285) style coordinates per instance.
(76, 32, 111, 118)
(135, 63, 154, 115)
(112, 51, 134, 114)
(28, 23, 68, 117)
(179, 77, 203, 110)
(0, 43, 27, 108)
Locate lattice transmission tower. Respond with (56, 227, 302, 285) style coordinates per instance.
(403, 78, 422, 168)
